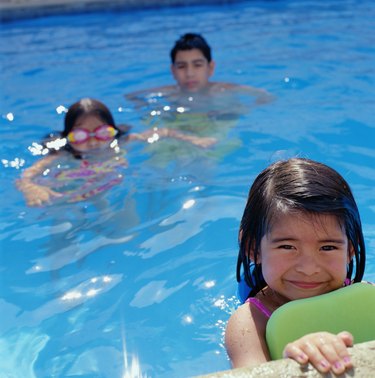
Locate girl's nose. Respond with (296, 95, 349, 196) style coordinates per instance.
(87, 137, 100, 148)
(295, 253, 321, 275)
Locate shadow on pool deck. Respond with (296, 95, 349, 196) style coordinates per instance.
(0, 0, 239, 21)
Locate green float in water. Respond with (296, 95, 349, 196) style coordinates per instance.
(266, 283, 375, 360)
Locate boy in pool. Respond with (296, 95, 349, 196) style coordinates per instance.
(124, 33, 273, 169)
(125, 33, 273, 109)
(225, 158, 370, 375)
(16, 98, 216, 206)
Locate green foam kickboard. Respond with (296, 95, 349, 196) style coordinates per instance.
(266, 283, 375, 360)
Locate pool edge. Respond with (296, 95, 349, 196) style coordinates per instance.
(0, 0, 242, 22)
(196, 340, 375, 378)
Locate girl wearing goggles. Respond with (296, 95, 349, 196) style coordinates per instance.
(65, 121, 119, 153)
(17, 97, 217, 206)
(67, 124, 118, 145)
(17, 98, 125, 205)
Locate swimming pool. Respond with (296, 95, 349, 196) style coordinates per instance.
(1, 0, 374, 376)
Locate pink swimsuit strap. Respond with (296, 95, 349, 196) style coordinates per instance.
(246, 297, 272, 319)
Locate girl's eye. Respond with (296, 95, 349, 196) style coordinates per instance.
(278, 244, 294, 250)
(320, 245, 337, 251)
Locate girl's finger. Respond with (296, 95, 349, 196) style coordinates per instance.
(337, 331, 354, 346)
(314, 338, 348, 375)
(294, 340, 332, 374)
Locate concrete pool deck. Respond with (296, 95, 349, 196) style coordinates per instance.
(0, 0, 237, 21)
(198, 341, 375, 378)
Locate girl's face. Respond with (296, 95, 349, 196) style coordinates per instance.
(68, 114, 116, 153)
(255, 212, 353, 301)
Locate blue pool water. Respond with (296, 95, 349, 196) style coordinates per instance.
(1, 1, 375, 377)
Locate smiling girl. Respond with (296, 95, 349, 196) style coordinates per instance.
(225, 158, 368, 375)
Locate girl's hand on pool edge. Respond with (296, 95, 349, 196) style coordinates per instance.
(282, 331, 353, 375)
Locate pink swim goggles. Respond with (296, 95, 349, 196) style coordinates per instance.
(67, 125, 118, 144)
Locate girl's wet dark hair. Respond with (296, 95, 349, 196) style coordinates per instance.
(237, 158, 366, 299)
(170, 33, 212, 63)
(43, 98, 129, 158)
(62, 98, 117, 137)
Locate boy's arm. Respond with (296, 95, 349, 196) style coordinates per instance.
(163, 128, 217, 147)
(128, 128, 217, 148)
(240, 85, 275, 104)
(213, 82, 275, 105)
(16, 154, 63, 206)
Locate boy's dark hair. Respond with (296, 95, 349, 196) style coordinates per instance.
(237, 158, 366, 299)
(170, 33, 212, 63)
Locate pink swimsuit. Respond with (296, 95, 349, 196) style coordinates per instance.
(246, 297, 272, 319)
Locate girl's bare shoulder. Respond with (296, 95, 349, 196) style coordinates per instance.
(225, 302, 270, 368)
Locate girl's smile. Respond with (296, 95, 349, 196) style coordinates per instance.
(286, 280, 327, 289)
